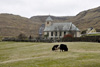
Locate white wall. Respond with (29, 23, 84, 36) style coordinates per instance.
(45, 21, 52, 27)
(44, 31, 81, 39)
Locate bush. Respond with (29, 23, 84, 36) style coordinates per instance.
(62, 36, 100, 42)
(63, 34, 73, 38)
(2, 37, 16, 41)
(18, 33, 27, 40)
(29, 35, 33, 40)
(62, 34, 73, 41)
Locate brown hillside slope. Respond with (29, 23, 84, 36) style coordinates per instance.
(67, 6, 100, 30)
(0, 6, 100, 37)
(0, 13, 40, 37)
(30, 15, 74, 23)
(30, 6, 100, 31)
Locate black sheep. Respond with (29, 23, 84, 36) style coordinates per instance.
(60, 44, 68, 52)
(52, 45, 59, 51)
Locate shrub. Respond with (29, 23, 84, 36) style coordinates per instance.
(62, 34, 73, 42)
(63, 34, 73, 38)
(18, 33, 27, 40)
(2, 37, 16, 41)
(29, 35, 32, 40)
(81, 30, 86, 34)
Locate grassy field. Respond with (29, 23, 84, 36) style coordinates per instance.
(0, 42, 100, 67)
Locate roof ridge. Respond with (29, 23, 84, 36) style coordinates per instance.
(69, 23, 72, 31)
(44, 22, 80, 31)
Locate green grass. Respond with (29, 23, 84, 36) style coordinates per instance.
(0, 36, 3, 41)
(86, 34, 100, 36)
(0, 42, 100, 67)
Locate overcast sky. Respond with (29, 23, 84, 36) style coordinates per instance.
(0, 0, 100, 18)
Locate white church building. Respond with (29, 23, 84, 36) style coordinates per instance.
(44, 16, 80, 39)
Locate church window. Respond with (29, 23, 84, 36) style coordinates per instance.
(64, 31, 66, 35)
(51, 32, 53, 36)
(47, 32, 49, 36)
(55, 32, 57, 36)
(60, 32, 62, 36)
(47, 22, 49, 24)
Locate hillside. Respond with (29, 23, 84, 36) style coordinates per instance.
(30, 6, 100, 31)
(30, 15, 73, 23)
(0, 13, 40, 37)
(67, 6, 100, 30)
(0, 6, 100, 37)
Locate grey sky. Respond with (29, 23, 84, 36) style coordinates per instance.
(0, 0, 100, 18)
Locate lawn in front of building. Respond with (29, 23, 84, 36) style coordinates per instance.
(0, 42, 100, 67)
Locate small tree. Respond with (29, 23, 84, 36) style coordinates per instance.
(81, 30, 86, 34)
(18, 33, 27, 40)
(29, 35, 32, 40)
(63, 34, 73, 38)
(62, 34, 73, 41)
